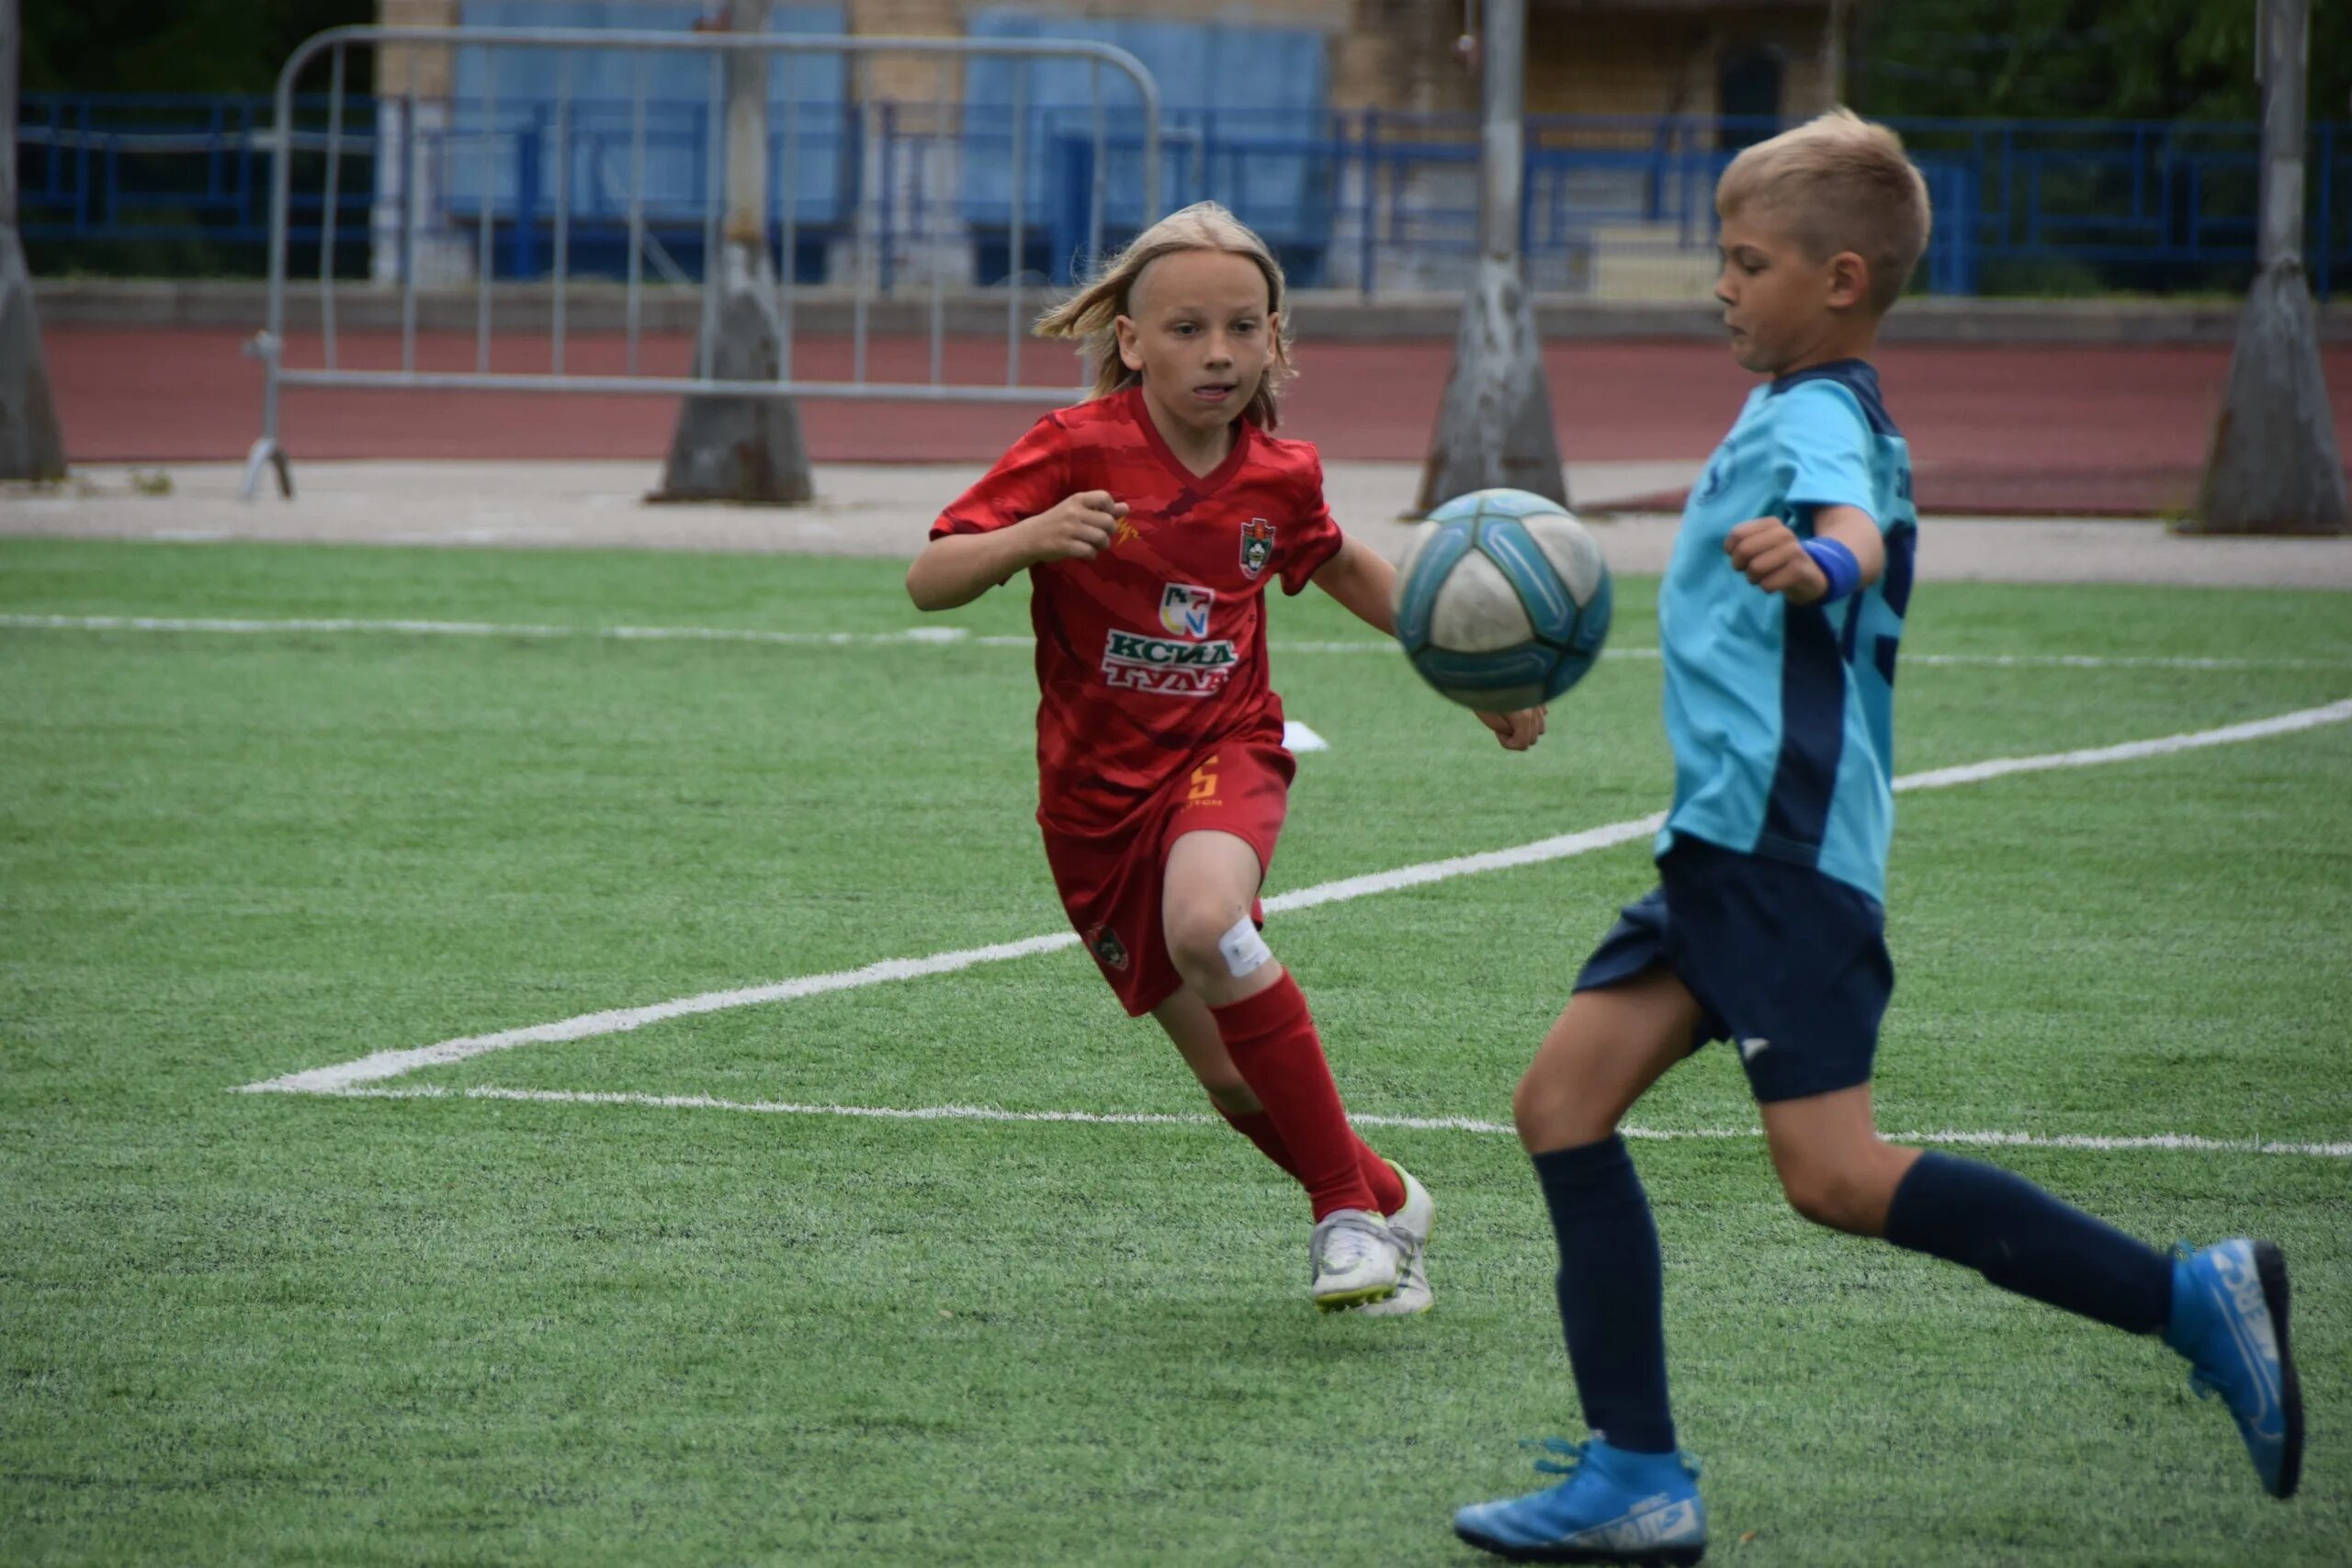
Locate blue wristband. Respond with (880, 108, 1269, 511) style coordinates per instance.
(1802, 537, 1861, 603)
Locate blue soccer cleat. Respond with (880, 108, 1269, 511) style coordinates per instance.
(2165, 1238, 2303, 1499)
(1453, 1437, 1707, 1564)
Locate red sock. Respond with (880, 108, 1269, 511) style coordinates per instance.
(1216, 1106, 1407, 1216)
(1215, 1105, 1303, 1179)
(1208, 974, 1380, 1220)
(1357, 1141, 1407, 1214)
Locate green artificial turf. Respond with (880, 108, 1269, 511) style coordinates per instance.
(3, 537, 2346, 1565)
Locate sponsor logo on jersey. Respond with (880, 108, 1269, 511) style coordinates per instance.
(1101, 628, 1240, 697)
(1159, 583, 1216, 639)
(1239, 517, 1275, 579)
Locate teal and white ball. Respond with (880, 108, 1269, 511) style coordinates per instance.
(1390, 488, 1613, 712)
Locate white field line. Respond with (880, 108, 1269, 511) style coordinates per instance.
(0, 612, 1035, 649)
(239, 698, 2352, 1098)
(243, 931, 1086, 1095)
(4, 613, 2344, 671)
(1278, 648, 2352, 671)
(311, 1085, 2352, 1159)
(1892, 698, 2352, 789)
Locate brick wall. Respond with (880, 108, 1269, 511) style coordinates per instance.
(379, 0, 461, 98)
(1528, 8, 1828, 129)
(375, 2, 1833, 119)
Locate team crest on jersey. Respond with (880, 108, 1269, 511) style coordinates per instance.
(1238, 517, 1275, 579)
(1694, 453, 1729, 504)
(1089, 925, 1130, 972)
(1159, 583, 1216, 640)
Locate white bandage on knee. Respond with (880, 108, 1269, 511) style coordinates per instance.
(1216, 916, 1273, 980)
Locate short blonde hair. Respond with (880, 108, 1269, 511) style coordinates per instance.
(1033, 201, 1295, 429)
(1716, 109, 1932, 314)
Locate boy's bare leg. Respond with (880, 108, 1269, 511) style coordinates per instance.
(1757, 1082, 2174, 1328)
(1150, 987, 1261, 1115)
(1757, 1075, 2309, 1493)
(1514, 966, 1703, 1154)
(1157, 983, 1410, 1203)
(1160, 829, 1279, 1007)
(1756, 1084, 1920, 1236)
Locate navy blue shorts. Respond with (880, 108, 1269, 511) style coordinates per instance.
(1574, 837, 1894, 1103)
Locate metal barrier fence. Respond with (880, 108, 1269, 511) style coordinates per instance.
(23, 91, 2352, 304)
(235, 26, 1161, 501)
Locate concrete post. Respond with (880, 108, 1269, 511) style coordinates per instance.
(0, 0, 68, 481)
(657, 0, 815, 504)
(1416, 0, 1566, 513)
(1820, 0, 1849, 112)
(2192, 0, 2348, 535)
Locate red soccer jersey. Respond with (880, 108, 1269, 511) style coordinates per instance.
(933, 387, 1344, 835)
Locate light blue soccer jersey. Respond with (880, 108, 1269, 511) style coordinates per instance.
(1655, 359, 1917, 902)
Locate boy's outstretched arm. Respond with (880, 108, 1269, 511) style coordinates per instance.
(1725, 504, 1884, 604)
(906, 491, 1127, 611)
(1307, 533, 1398, 636)
(1311, 534, 1547, 751)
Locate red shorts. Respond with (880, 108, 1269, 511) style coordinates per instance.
(1040, 739, 1296, 1017)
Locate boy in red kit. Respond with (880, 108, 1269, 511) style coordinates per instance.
(908, 202, 1545, 1313)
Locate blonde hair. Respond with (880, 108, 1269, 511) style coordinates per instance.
(1033, 201, 1296, 429)
(1715, 109, 1933, 314)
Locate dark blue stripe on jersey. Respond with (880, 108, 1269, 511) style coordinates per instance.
(1881, 524, 1917, 618)
(1877, 525, 1917, 684)
(1758, 604, 1849, 865)
(1769, 359, 1900, 438)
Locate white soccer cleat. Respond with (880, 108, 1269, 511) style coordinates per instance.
(1310, 1208, 1402, 1312)
(1353, 1161, 1434, 1317)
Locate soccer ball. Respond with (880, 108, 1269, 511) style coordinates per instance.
(1390, 488, 1613, 712)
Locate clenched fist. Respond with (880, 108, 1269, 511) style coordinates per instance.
(1018, 491, 1129, 563)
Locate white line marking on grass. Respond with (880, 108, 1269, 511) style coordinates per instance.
(242, 932, 1080, 1096)
(1903, 652, 2332, 671)
(1261, 815, 1663, 915)
(6, 614, 2343, 670)
(238, 699, 2352, 1098)
(1891, 698, 2352, 790)
(1253, 646, 2352, 671)
(303, 1085, 2352, 1158)
(0, 613, 1006, 649)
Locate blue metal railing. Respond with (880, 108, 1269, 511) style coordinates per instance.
(17, 93, 2347, 299)
(16, 92, 375, 250)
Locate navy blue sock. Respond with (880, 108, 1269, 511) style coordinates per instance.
(1884, 1151, 2173, 1334)
(1531, 1135, 1676, 1453)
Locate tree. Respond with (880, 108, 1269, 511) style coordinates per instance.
(1851, 0, 2351, 124)
(21, 2, 375, 277)
(22, 0, 373, 95)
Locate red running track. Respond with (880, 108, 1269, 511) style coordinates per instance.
(46, 324, 2352, 514)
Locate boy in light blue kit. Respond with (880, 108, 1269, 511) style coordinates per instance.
(1453, 111, 2302, 1565)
